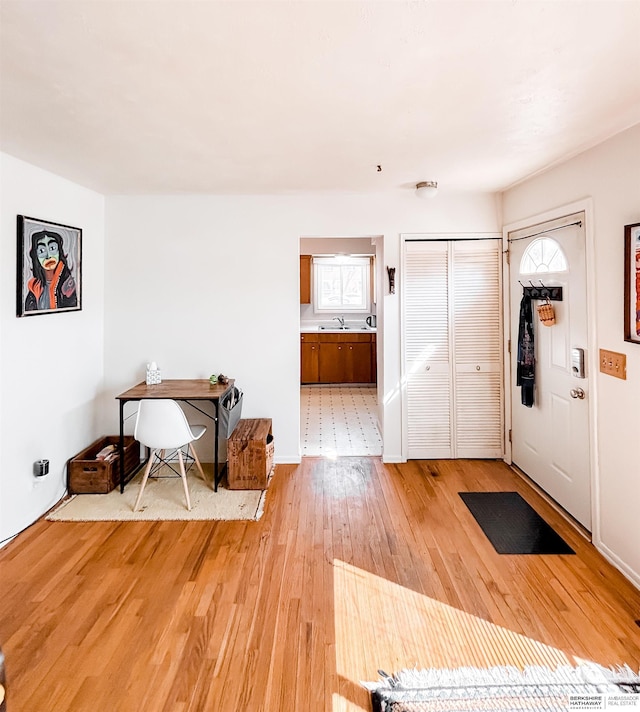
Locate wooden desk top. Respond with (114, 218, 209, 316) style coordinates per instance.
(116, 379, 234, 401)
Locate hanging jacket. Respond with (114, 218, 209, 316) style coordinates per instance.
(516, 294, 535, 407)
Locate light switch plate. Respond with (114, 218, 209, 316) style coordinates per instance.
(599, 349, 627, 380)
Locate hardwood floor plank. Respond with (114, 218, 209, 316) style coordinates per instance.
(1, 458, 640, 711)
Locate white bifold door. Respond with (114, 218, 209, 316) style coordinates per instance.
(404, 239, 503, 459)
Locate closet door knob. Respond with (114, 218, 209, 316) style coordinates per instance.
(476, 365, 481, 371)
(425, 365, 430, 371)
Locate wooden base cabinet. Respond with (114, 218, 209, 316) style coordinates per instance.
(318, 342, 346, 383)
(301, 334, 319, 383)
(319, 341, 372, 383)
(301, 332, 376, 384)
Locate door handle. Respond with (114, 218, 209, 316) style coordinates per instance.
(570, 388, 586, 400)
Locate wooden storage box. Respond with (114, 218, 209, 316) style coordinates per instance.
(227, 418, 274, 490)
(68, 436, 140, 494)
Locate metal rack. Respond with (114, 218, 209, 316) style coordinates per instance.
(519, 281, 563, 301)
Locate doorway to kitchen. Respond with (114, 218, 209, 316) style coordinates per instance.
(300, 385, 382, 457)
(299, 235, 382, 458)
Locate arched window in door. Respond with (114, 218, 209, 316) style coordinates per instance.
(519, 237, 568, 274)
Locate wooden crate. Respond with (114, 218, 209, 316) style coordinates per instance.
(227, 418, 274, 490)
(68, 436, 140, 494)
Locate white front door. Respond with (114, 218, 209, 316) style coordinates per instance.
(508, 214, 591, 530)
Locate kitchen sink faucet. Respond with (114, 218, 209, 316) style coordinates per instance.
(333, 316, 345, 327)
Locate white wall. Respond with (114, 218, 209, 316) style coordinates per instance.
(502, 123, 640, 585)
(103, 192, 500, 464)
(299, 237, 375, 255)
(0, 153, 105, 544)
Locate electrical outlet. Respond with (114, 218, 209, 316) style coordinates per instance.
(599, 349, 627, 380)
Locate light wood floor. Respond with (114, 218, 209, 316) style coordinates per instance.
(1, 458, 640, 711)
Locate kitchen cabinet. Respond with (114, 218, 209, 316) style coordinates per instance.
(317, 342, 344, 383)
(300, 333, 319, 383)
(345, 342, 373, 383)
(300, 255, 312, 304)
(301, 332, 376, 384)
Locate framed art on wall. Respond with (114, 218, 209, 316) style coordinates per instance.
(17, 215, 82, 317)
(624, 221, 640, 344)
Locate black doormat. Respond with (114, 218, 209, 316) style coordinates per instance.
(459, 491, 575, 555)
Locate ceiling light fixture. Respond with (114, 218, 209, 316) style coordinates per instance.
(415, 181, 438, 198)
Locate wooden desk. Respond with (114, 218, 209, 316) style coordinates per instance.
(115, 379, 234, 493)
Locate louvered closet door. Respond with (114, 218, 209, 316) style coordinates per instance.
(452, 240, 503, 458)
(404, 239, 503, 459)
(405, 241, 452, 458)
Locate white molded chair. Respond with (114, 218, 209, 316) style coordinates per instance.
(133, 399, 207, 512)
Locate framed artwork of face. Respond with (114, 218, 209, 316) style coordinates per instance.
(17, 215, 82, 317)
(624, 222, 640, 344)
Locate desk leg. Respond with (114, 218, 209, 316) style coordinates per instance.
(119, 400, 125, 493)
(214, 399, 220, 492)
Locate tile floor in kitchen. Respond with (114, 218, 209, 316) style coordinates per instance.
(300, 385, 382, 457)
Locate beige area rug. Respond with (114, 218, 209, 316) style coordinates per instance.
(47, 466, 267, 522)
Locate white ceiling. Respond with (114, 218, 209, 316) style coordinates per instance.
(1, 0, 639, 196)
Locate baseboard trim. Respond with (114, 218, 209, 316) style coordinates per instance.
(594, 540, 640, 591)
(274, 455, 301, 465)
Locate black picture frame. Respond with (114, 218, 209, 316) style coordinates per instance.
(17, 215, 82, 317)
(624, 221, 640, 344)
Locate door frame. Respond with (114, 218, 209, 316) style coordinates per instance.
(502, 198, 600, 538)
(298, 234, 384, 459)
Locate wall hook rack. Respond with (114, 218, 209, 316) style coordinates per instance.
(519, 281, 563, 301)
(387, 266, 396, 294)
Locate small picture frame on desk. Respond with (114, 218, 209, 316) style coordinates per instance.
(624, 222, 640, 344)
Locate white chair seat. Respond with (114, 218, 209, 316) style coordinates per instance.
(132, 399, 208, 512)
(189, 424, 207, 442)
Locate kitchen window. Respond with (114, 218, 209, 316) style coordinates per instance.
(314, 256, 371, 313)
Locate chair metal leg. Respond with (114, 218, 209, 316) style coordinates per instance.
(133, 449, 156, 512)
(189, 444, 209, 488)
(177, 449, 191, 511)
